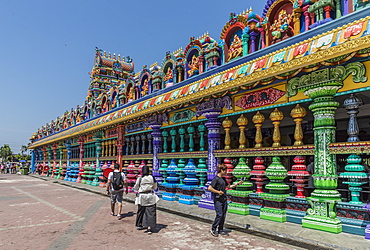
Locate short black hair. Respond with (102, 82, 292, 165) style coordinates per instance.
(142, 165, 149, 176)
(114, 163, 120, 169)
(217, 164, 227, 173)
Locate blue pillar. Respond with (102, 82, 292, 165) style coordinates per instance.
(31, 150, 36, 173)
(146, 113, 168, 184)
(195, 96, 232, 210)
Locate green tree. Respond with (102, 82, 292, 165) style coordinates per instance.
(14, 153, 31, 161)
(20, 145, 28, 156)
(0, 144, 13, 162)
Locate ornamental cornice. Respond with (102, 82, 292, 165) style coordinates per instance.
(29, 16, 370, 149)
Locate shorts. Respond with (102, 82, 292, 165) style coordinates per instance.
(110, 190, 124, 204)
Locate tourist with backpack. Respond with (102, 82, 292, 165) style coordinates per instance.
(133, 164, 159, 235)
(106, 163, 128, 220)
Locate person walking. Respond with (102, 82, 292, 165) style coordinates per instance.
(106, 163, 128, 220)
(208, 164, 243, 237)
(133, 165, 159, 235)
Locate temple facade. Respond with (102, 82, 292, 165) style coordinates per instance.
(29, 0, 370, 236)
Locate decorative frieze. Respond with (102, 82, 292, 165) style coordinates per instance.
(170, 109, 196, 124)
(235, 88, 285, 109)
(125, 121, 147, 134)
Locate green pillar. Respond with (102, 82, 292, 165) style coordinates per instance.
(287, 62, 367, 233)
(198, 123, 206, 151)
(93, 131, 103, 186)
(170, 127, 177, 153)
(227, 157, 252, 215)
(260, 156, 289, 222)
(242, 32, 250, 57)
(162, 129, 169, 153)
(187, 124, 195, 152)
(58, 143, 64, 167)
(178, 126, 186, 152)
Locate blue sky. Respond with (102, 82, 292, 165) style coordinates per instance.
(0, 0, 265, 153)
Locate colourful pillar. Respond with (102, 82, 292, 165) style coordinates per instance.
(31, 150, 36, 173)
(227, 157, 252, 215)
(116, 124, 124, 170)
(287, 62, 367, 233)
(260, 156, 290, 222)
(50, 144, 57, 178)
(178, 159, 199, 205)
(162, 159, 179, 201)
(76, 136, 85, 183)
(146, 113, 167, 183)
(340, 155, 368, 204)
(288, 156, 310, 198)
(158, 159, 169, 197)
(195, 96, 232, 209)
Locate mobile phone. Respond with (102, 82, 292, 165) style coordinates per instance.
(240, 177, 246, 181)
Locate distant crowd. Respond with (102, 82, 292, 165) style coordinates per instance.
(0, 163, 25, 174)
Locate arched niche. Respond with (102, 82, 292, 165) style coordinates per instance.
(265, 0, 294, 45)
(140, 74, 150, 97)
(111, 90, 118, 108)
(101, 95, 110, 113)
(186, 48, 201, 78)
(126, 79, 135, 102)
(71, 112, 76, 125)
(162, 62, 174, 88)
(90, 101, 97, 117)
(220, 15, 247, 62)
(134, 86, 140, 100)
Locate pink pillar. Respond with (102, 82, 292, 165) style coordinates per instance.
(302, 6, 310, 31)
(288, 156, 310, 198)
(250, 157, 267, 194)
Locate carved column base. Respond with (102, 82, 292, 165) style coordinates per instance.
(160, 183, 178, 201)
(228, 203, 250, 216)
(303, 190, 342, 233)
(302, 215, 342, 234)
(260, 207, 287, 223)
(178, 185, 197, 205)
(227, 190, 252, 215)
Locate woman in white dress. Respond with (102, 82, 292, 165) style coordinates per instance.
(134, 165, 159, 235)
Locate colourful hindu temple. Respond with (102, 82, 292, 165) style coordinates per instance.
(29, 0, 370, 237)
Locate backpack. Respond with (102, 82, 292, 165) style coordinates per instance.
(112, 172, 124, 190)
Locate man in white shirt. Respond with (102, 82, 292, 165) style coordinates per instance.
(106, 163, 128, 220)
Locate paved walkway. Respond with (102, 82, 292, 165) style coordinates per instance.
(29, 174, 369, 250)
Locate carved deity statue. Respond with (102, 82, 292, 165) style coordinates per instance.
(187, 55, 199, 77)
(271, 9, 293, 43)
(163, 67, 173, 82)
(141, 78, 149, 96)
(227, 34, 243, 61)
(102, 101, 107, 112)
(128, 87, 135, 101)
(111, 97, 117, 108)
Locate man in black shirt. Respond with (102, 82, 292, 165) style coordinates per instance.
(208, 164, 243, 237)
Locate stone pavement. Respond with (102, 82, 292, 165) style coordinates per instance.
(28, 174, 369, 250)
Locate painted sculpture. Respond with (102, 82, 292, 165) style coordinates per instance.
(227, 35, 243, 61)
(187, 55, 199, 77)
